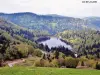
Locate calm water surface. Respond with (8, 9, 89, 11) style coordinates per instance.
(39, 37, 72, 50)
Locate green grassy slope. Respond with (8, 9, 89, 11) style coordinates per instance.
(0, 67, 100, 75)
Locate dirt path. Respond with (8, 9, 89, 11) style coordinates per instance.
(5, 59, 25, 67)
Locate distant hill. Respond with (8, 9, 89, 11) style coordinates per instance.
(0, 18, 46, 60)
(84, 17, 100, 30)
(0, 18, 34, 45)
(0, 18, 49, 45)
(0, 12, 99, 34)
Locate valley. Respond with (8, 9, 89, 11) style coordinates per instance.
(0, 12, 100, 71)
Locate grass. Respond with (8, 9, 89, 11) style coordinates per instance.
(0, 67, 100, 75)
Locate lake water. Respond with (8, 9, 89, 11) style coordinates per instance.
(39, 37, 72, 50)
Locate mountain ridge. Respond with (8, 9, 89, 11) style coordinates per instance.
(0, 12, 99, 34)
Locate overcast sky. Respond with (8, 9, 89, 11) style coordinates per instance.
(0, 0, 100, 18)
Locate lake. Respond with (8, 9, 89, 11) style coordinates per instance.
(38, 37, 72, 50)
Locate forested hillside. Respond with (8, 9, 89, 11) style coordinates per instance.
(0, 12, 99, 34)
(0, 18, 49, 42)
(56, 29, 100, 58)
(84, 17, 100, 30)
(0, 18, 44, 61)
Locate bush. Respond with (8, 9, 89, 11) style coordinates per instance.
(96, 62, 100, 70)
(34, 59, 41, 67)
(33, 49, 42, 57)
(4, 46, 20, 60)
(34, 59, 49, 67)
(44, 60, 50, 67)
(16, 44, 29, 57)
(81, 61, 85, 66)
(78, 56, 88, 66)
(58, 58, 65, 67)
(51, 59, 59, 67)
(87, 55, 95, 59)
(86, 60, 96, 68)
(79, 56, 88, 61)
(0, 53, 3, 67)
(65, 57, 79, 68)
(16, 44, 42, 58)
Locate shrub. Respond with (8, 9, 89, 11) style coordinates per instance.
(4, 46, 20, 60)
(79, 56, 88, 61)
(58, 58, 65, 67)
(51, 59, 59, 67)
(96, 62, 100, 70)
(34, 59, 49, 67)
(65, 57, 79, 68)
(15, 44, 42, 58)
(34, 59, 41, 67)
(0, 53, 3, 67)
(33, 49, 42, 57)
(40, 59, 46, 67)
(16, 44, 29, 57)
(59, 52, 66, 58)
(86, 60, 96, 68)
(81, 61, 85, 66)
(44, 60, 50, 67)
(87, 55, 95, 59)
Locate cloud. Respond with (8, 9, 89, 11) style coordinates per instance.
(0, 0, 100, 18)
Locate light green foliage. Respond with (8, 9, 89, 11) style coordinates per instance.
(50, 22, 57, 29)
(56, 29, 100, 58)
(16, 44, 29, 57)
(33, 49, 42, 57)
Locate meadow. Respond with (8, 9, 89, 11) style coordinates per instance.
(0, 67, 100, 75)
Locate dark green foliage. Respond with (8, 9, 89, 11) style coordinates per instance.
(42, 54, 46, 59)
(4, 46, 20, 60)
(81, 61, 85, 66)
(39, 43, 75, 57)
(54, 50, 59, 59)
(0, 53, 3, 67)
(96, 62, 100, 70)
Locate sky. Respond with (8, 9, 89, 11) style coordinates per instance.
(0, 0, 100, 18)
